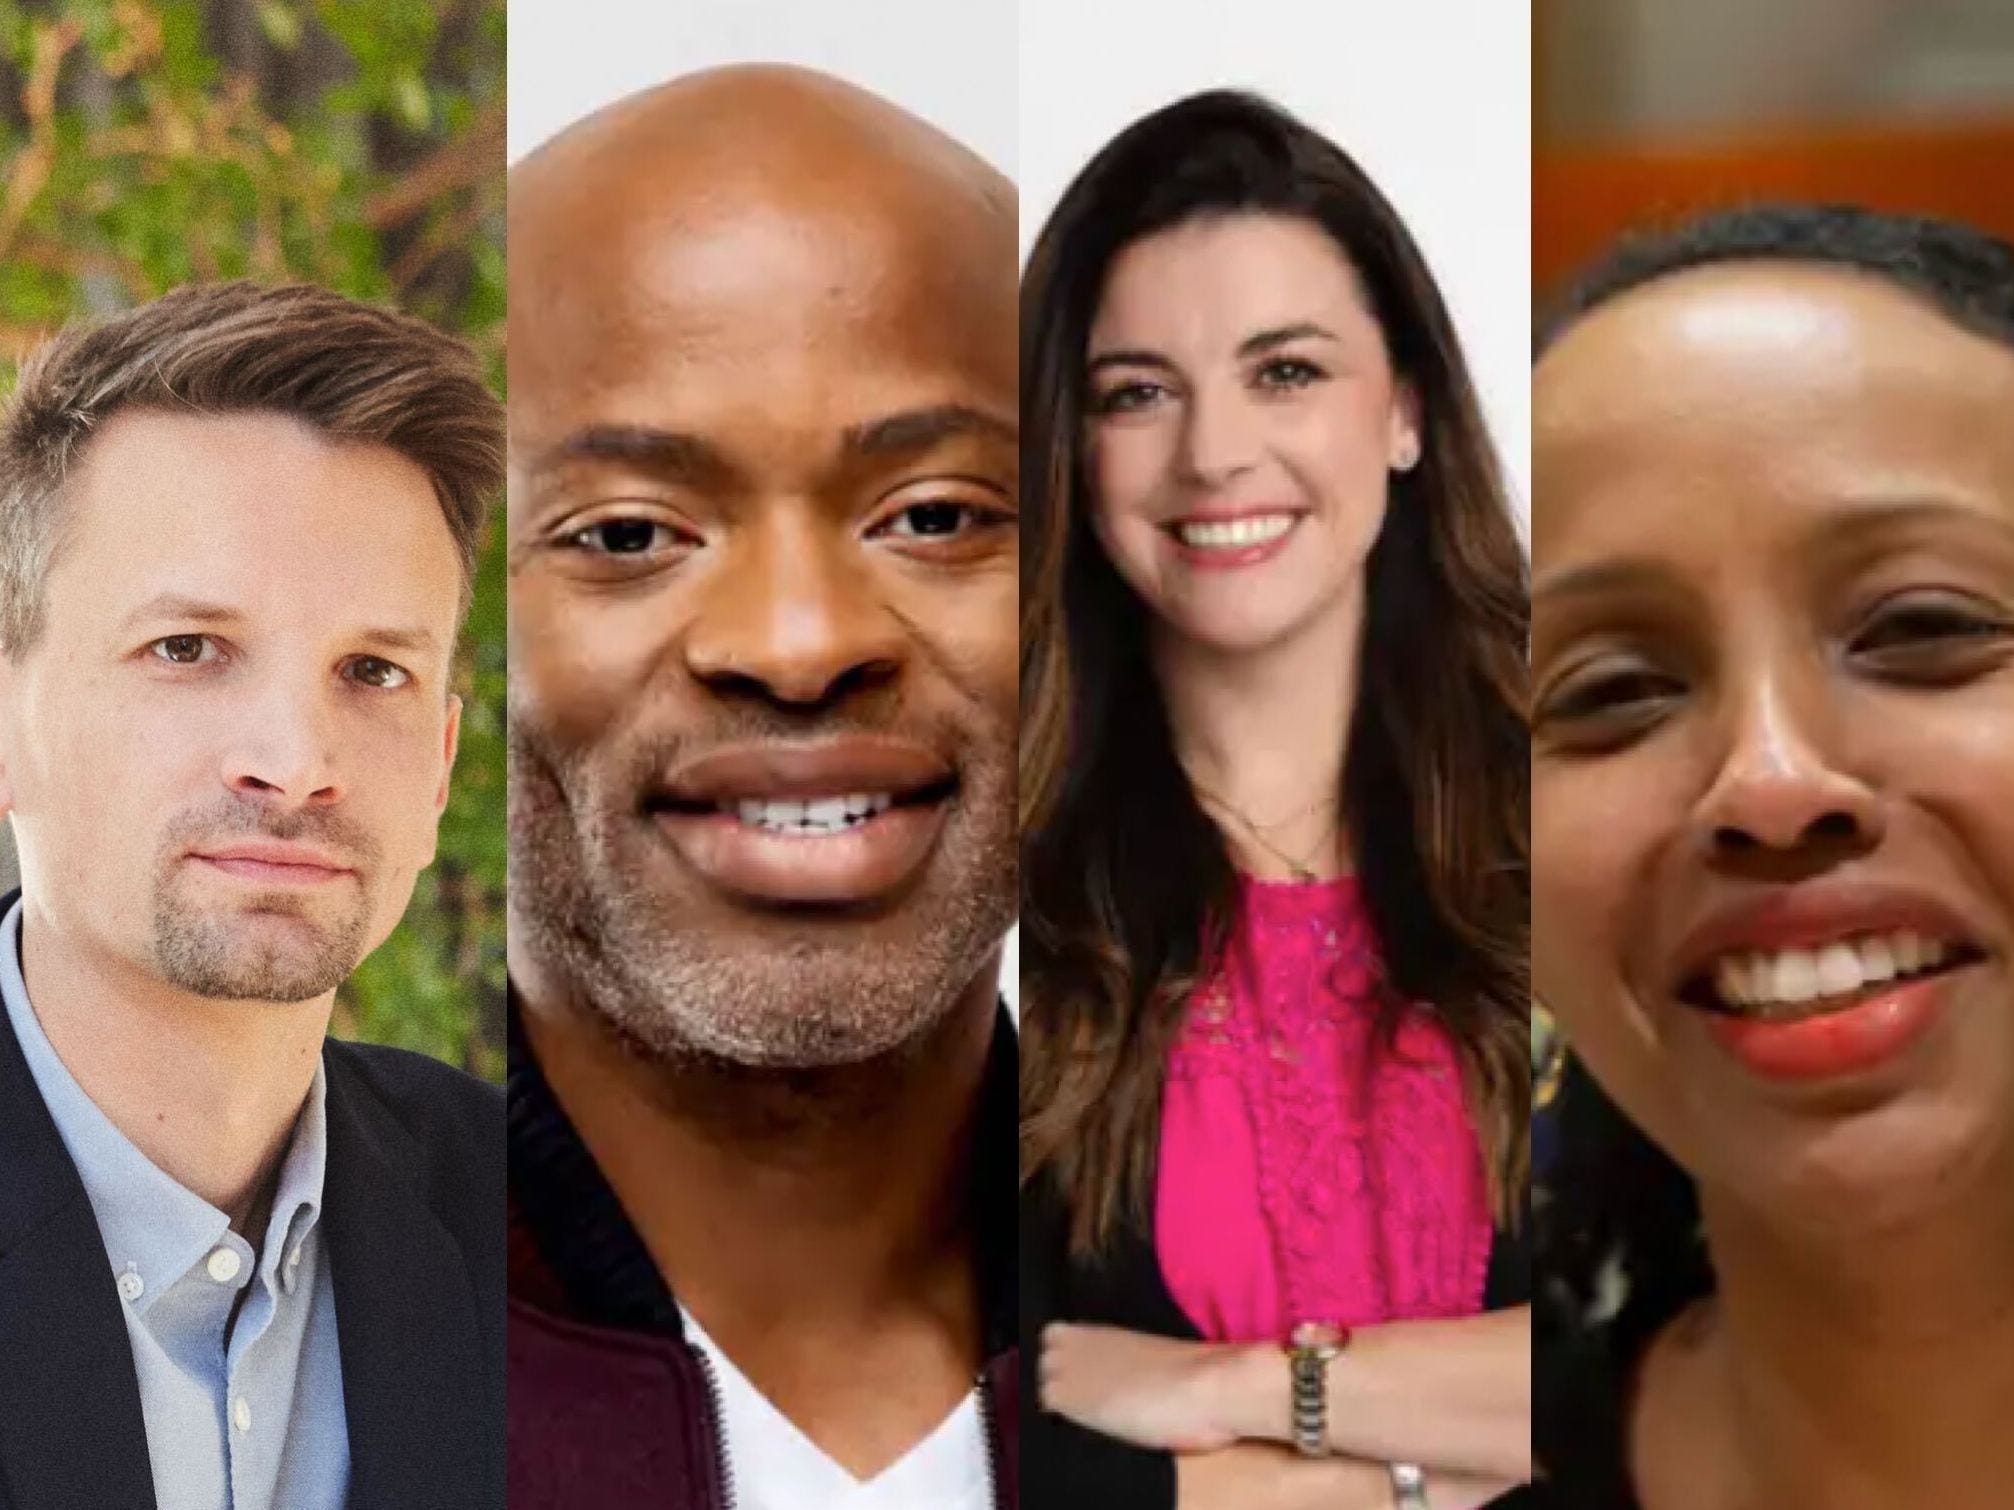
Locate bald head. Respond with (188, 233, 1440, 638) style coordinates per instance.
(507, 65, 1015, 485)
(512, 64, 1011, 239)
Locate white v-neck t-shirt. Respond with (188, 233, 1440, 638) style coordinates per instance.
(681, 1310, 993, 1510)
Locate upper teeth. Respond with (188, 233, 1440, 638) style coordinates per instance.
(1177, 514, 1295, 550)
(731, 793, 893, 833)
(1712, 931, 1955, 1011)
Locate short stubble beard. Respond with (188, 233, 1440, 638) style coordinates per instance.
(149, 799, 379, 1004)
(507, 711, 1017, 1073)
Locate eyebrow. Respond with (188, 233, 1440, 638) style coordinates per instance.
(120, 594, 440, 655)
(840, 403, 1017, 459)
(1531, 559, 1673, 605)
(1086, 321, 1342, 377)
(532, 407, 1014, 488)
(527, 425, 734, 488)
(119, 594, 243, 633)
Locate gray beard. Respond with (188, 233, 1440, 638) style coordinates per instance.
(507, 719, 1016, 1073)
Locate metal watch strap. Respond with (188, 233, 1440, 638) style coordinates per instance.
(1389, 1461, 1428, 1508)
(1289, 1343, 1329, 1455)
(1286, 1323, 1345, 1457)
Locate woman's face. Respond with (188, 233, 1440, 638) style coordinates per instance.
(1533, 264, 2014, 1232)
(1082, 212, 1418, 655)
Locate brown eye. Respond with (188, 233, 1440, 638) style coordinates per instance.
(1090, 381, 1167, 416)
(1253, 357, 1326, 391)
(1536, 660, 1685, 751)
(150, 635, 217, 665)
(346, 656, 411, 690)
(1851, 595, 2014, 684)
(569, 519, 674, 554)
(881, 501, 976, 539)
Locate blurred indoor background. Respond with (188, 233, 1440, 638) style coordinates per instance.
(1536, 0, 2014, 295)
(0, 0, 505, 1078)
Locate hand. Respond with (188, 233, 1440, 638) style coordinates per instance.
(1039, 1323, 1273, 1452)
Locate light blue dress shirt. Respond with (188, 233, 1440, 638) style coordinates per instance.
(0, 898, 350, 1510)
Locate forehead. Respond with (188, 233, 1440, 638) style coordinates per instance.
(53, 409, 460, 634)
(1090, 213, 1374, 349)
(1534, 265, 2014, 562)
(508, 173, 1016, 457)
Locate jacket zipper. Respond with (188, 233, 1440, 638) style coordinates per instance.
(977, 1368, 1004, 1509)
(688, 1343, 739, 1510)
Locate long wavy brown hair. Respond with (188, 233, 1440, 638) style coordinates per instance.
(1020, 90, 1530, 1257)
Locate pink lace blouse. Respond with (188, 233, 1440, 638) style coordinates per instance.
(1156, 875, 1492, 1344)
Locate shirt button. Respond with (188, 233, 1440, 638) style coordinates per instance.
(232, 1396, 252, 1433)
(117, 1270, 145, 1303)
(206, 1247, 243, 1284)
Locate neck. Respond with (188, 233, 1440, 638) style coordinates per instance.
(519, 961, 999, 1354)
(1681, 1150, 2014, 1507)
(18, 899, 328, 1234)
(1153, 586, 1363, 881)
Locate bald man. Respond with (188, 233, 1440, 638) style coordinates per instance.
(505, 67, 1019, 1510)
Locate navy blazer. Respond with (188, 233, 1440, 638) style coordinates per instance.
(0, 894, 504, 1510)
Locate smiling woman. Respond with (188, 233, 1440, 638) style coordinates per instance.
(1531, 205, 2014, 1510)
(1018, 87, 1533, 1510)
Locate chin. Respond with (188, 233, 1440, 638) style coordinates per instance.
(1715, 1093, 2014, 1237)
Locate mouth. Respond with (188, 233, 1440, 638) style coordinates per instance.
(648, 740, 959, 905)
(188, 846, 355, 885)
(1161, 509, 1305, 567)
(1682, 929, 1987, 1024)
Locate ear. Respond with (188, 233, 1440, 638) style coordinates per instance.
(1387, 381, 1424, 474)
(0, 658, 17, 819)
(435, 693, 463, 820)
(421, 694, 463, 867)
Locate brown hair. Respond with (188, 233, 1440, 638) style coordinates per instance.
(0, 280, 503, 652)
(1020, 91, 1531, 1256)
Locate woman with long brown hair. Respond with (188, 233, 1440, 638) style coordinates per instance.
(1020, 91, 1532, 1508)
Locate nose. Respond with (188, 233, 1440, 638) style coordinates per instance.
(220, 677, 345, 808)
(1691, 666, 1881, 861)
(1178, 382, 1262, 487)
(683, 509, 903, 708)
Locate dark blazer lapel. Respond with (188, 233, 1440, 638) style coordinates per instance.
(323, 1055, 497, 1510)
(0, 952, 157, 1510)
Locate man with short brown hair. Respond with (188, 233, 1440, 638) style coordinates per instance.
(0, 281, 505, 1510)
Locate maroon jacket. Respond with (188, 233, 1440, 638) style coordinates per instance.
(506, 1007, 1020, 1510)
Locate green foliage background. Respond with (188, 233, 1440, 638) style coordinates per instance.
(0, 0, 505, 1078)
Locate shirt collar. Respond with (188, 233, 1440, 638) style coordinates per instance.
(0, 897, 327, 1308)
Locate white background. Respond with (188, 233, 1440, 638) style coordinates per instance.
(1020, 0, 1533, 515)
(507, 0, 1023, 1009)
(506, 0, 1017, 173)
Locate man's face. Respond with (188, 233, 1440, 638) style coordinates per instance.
(508, 179, 1019, 1070)
(0, 410, 462, 1004)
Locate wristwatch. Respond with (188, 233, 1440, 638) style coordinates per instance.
(1286, 1321, 1350, 1457)
(1389, 1461, 1428, 1508)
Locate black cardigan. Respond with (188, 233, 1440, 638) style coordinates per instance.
(1022, 1167, 1535, 1508)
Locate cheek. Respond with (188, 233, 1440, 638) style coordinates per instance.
(1532, 755, 1676, 1030)
(510, 578, 667, 753)
(886, 565, 1018, 730)
(1287, 394, 1397, 520)
(1089, 423, 1174, 525)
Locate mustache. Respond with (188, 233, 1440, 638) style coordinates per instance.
(159, 795, 382, 869)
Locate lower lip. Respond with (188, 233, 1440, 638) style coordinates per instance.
(1166, 516, 1302, 571)
(194, 856, 351, 886)
(1703, 970, 1959, 1081)
(653, 801, 948, 905)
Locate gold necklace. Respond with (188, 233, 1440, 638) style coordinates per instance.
(1186, 775, 1339, 884)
